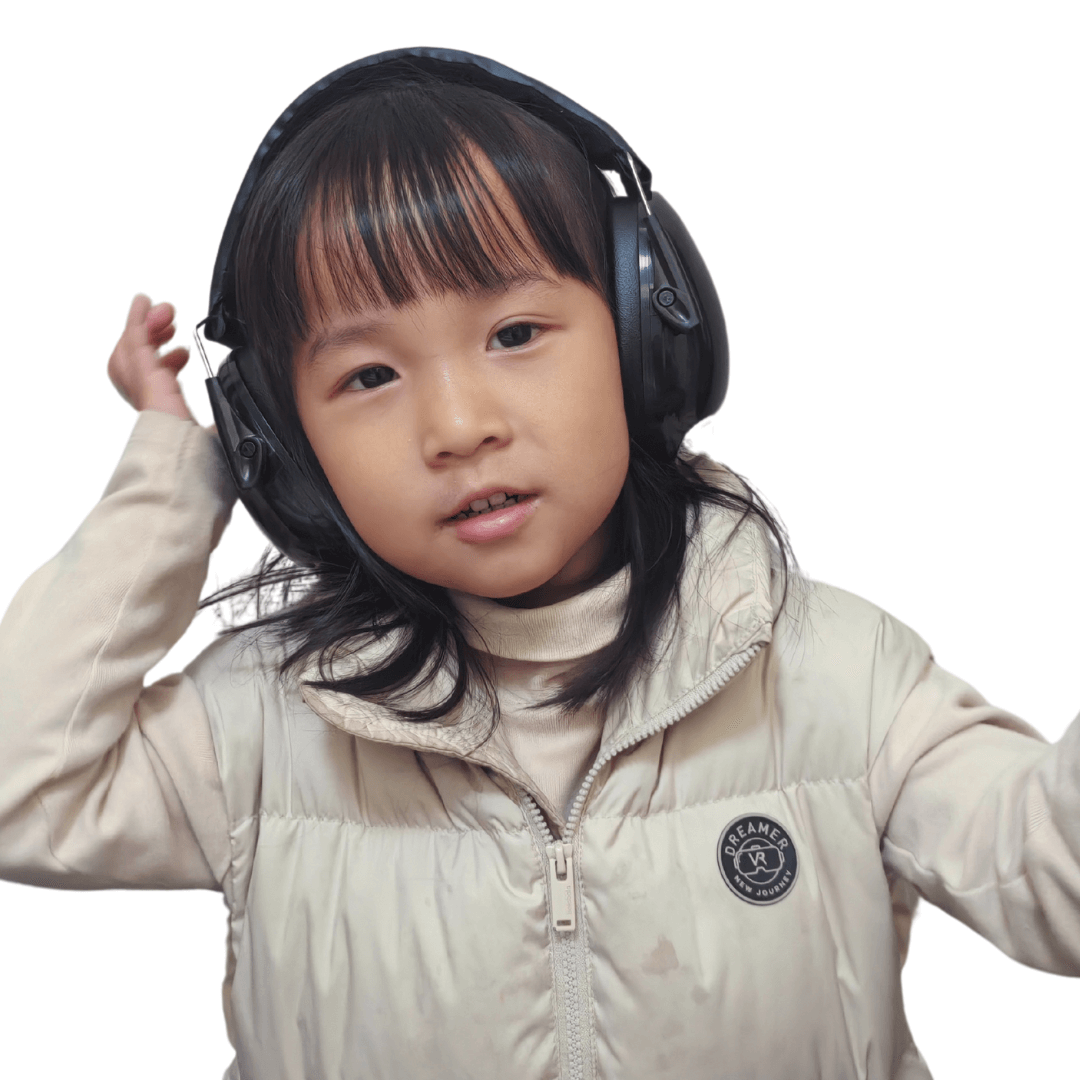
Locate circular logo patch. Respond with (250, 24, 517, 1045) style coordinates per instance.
(717, 814, 799, 905)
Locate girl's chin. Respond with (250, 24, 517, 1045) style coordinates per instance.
(434, 561, 570, 604)
(408, 560, 549, 599)
(477, 567, 594, 608)
(454, 577, 556, 603)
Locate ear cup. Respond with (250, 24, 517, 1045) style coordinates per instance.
(609, 192, 729, 460)
(208, 350, 350, 565)
(649, 195, 728, 431)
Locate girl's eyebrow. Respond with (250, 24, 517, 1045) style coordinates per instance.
(303, 317, 391, 367)
(474, 270, 557, 296)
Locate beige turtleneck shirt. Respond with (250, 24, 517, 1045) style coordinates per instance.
(449, 567, 628, 817)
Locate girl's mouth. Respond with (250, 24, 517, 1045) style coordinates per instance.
(448, 493, 539, 543)
(447, 492, 535, 522)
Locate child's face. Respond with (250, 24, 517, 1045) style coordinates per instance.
(293, 272, 629, 604)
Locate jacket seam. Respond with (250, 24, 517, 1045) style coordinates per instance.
(256, 808, 531, 836)
(583, 773, 864, 822)
(224, 824, 242, 928)
(226, 814, 258, 886)
(882, 835, 1030, 898)
(33, 791, 76, 872)
(222, 812, 251, 1060)
(866, 651, 935, 826)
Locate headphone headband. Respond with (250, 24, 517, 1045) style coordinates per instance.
(205, 46, 653, 348)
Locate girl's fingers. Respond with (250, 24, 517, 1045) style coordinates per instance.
(125, 294, 152, 343)
(148, 319, 177, 350)
(109, 296, 192, 417)
(145, 301, 174, 330)
(126, 293, 151, 324)
(159, 346, 189, 374)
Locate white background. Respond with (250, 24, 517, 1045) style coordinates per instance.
(1, 1, 1078, 1076)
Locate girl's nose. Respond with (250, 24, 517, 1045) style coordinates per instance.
(418, 365, 512, 464)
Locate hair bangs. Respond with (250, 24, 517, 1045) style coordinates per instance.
(297, 138, 552, 327)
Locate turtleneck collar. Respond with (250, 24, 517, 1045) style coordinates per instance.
(447, 566, 629, 662)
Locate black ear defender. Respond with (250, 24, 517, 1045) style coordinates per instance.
(201, 47, 729, 563)
(197, 338, 347, 565)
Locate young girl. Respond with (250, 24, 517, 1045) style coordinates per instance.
(1, 45, 1078, 1080)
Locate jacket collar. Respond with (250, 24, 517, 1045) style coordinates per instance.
(299, 458, 780, 775)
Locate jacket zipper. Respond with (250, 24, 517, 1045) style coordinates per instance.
(520, 638, 765, 1080)
(521, 798, 590, 1080)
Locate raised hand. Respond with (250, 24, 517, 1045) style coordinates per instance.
(107, 295, 194, 421)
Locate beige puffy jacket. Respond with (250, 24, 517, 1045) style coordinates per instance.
(1, 411, 1079, 1080)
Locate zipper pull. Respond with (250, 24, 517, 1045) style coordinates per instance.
(546, 841, 576, 933)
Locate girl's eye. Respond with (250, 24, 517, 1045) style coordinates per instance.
(490, 323, 541, 350)
(344, 365, 397, 391)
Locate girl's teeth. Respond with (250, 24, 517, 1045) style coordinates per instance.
(469, 492, 511, 513)
(452, 493, 527, 520)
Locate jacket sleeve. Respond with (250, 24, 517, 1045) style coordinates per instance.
(867, 613, 1080, 974)
(0, 411, 236, 890)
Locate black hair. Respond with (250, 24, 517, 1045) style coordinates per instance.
(203, 75, 794, 723)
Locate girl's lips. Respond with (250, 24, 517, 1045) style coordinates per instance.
(450, 494, 538, 543)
